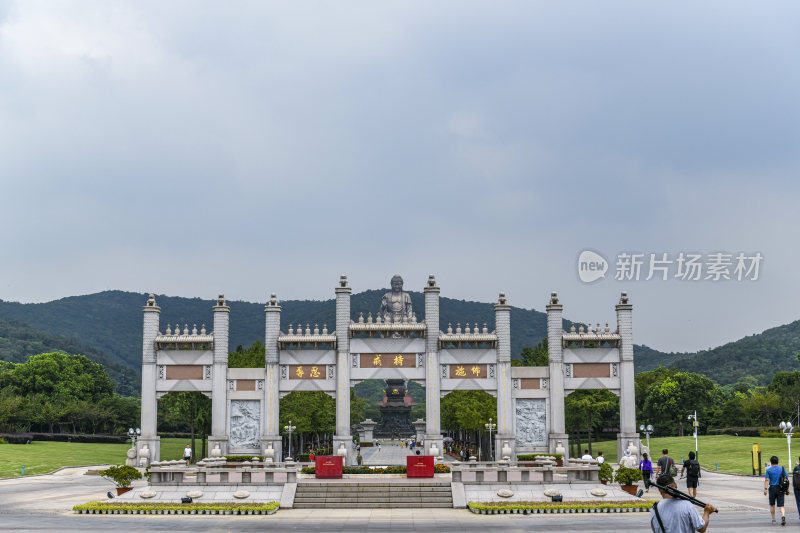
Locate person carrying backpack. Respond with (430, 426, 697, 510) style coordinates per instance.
(681, 451, 701, 498)
(765, 455, 787, 526)
(792, 456, 800, 520)
(657, 449, 677, 477)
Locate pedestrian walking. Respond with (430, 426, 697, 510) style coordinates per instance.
(459, 449, 465, 461)
(764, 455, 787, 526)
(657, 449, 677, 477)
(640, 452, 654, 493)
(183, 443, 192, 466)
(792, 456, 800, 520)
(650, 473, 715, 533)
(681, 451, 701, 498)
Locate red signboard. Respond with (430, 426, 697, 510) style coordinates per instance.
(406, 455, 435, 478)
(315, 455, 343, 479)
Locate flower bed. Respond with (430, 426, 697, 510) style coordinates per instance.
(516, 453, 563, 462)
(223, 455, 265, 462)
(301, 464, 451, 475)
(467, 500, 654, 515)
(72, 501, 279, 515)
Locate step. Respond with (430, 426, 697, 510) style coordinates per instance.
(294, 495, 453, 502)
(293, 502, 453, 509)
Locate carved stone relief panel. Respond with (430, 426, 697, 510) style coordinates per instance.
(229, 400, 260, 449)
(515, 398, 547, 447)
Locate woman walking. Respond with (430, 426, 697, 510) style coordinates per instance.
(639, 452, 654, 492)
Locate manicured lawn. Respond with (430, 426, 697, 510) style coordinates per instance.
(0, 437, 190, 478)
(586, 435, 792, 475)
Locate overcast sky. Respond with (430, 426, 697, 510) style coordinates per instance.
(1, 1, 798, 353)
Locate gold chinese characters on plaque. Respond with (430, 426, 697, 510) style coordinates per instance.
(359, 354, 416, 368)
(288, 365, 327, 380)
(449, 364, 487, 379)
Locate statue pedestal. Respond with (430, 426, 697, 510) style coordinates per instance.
(333, 436, 354, 466)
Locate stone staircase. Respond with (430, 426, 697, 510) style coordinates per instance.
(293, 481, 453, 508)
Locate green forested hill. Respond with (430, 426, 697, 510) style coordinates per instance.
(0, 318, 139, 395)
(635, 320, 800, 386)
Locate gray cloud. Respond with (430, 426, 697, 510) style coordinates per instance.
(0, 1, 798, 352)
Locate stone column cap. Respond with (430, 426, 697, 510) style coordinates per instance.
(545, 291, 563, 311)
(615, 291, 633, 311)
(335, 275, 352, 294)
(424, 274, 440, 293)
(494, 292, 511, 312)
(264, 293, 282, 312)
(213, 294, 231, 312)
(143, 294, 161, 312)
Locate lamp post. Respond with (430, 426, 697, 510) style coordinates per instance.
(688, 411, 699, 459)
(640, 424, 653, 452)
(780, 421, 794, 468)
(484, 418, 497, 461)
(127, 427, 141, 449)
(284, 422, 297, 461)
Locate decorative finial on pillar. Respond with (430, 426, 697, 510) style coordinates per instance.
(498, 292, 507, 305)
(550, 292, 559, 305)
(339, 275, 348, 288)
(619, 292, 629, 305)
(217, 294, 226, 306)
(192, 324, 198, 336)
(146, 294, 157, 307)
(427, 275, 437, 287)
(201, 324, 207, 335)
(269, 293, 278, 306)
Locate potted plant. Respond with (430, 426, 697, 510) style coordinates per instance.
(99, 465, 143, 495)
(613, 466, 642, 495)
(598, 462, 613, 485)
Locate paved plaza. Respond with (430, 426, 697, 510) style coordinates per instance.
(0, 465, 795, 532)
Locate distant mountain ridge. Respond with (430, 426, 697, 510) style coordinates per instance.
(0, 317, 138, 396)
(0, 290, 797, 390)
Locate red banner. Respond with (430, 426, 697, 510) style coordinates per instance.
(315, 455, 343, 479)
(406, 455, 434, 478)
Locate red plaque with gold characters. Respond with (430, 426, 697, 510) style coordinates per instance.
(449, 364, 487, 379)
(359, 353, 416, 368)
(406, 455, 434, 478)
(289, 365, 327, 380)
(315, 455, 343, 478)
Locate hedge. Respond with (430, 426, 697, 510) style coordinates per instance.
(467, 500, 654, 514)
(72, 501, 279, 515)
(301, 464, 451, 475)
(517, 453, 563, 461)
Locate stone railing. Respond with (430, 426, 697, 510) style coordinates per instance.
(450, 460, 599, 484)
(148, 460, 299, 485)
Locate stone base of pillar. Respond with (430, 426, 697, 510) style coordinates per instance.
(260, 435, 282, 463)
(137, 436, 160, 465)
(207, 435, 229, 458)
(548, 433, 569, 461)
(424, 434, 444, 460)
(617, 433, 641, 463)
(332, 435, 354, 466)
(495, 434, 516, 461)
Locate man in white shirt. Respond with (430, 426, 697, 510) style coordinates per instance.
(581, 449, 593, 461)
(650, 473, 715, 533)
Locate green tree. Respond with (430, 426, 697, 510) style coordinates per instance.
(441, 390, 497, 459)
(518, 338, 549, 366)
(159, 391, 212, 460)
